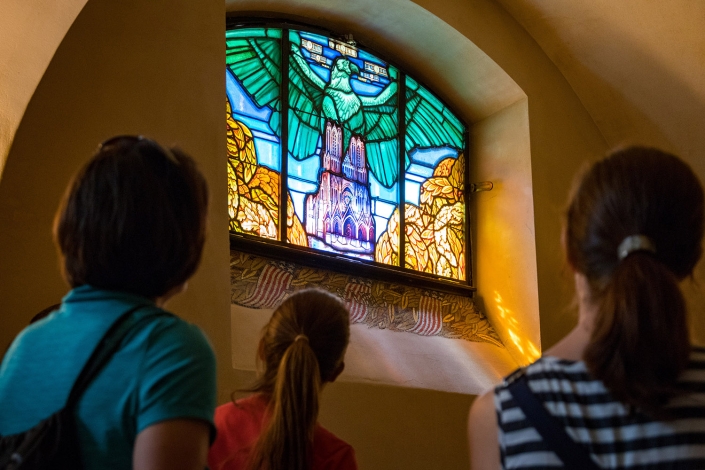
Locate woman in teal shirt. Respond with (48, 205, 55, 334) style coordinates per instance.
(0, 136, 216, 470)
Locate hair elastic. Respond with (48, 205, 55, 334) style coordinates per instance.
(293, 334, 309, 343)
(617, 234, 656, 261)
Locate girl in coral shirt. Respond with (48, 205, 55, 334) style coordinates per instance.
(209, 288, 357, 470)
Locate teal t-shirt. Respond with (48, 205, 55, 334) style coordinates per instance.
(0, 285, 217, 469)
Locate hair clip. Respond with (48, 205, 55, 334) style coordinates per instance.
(617, 234, 656, 261)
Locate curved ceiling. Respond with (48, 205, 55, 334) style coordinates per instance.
(496, 0, 705, 164)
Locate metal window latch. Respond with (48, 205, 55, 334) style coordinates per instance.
(470, 181, 493, 192)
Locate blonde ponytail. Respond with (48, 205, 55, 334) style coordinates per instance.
(244, 289, 350, 470)
(247, 339, 321, 470)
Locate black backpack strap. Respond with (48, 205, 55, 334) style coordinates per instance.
(65, 305, 168, 408)
(507, 373, 601, 470)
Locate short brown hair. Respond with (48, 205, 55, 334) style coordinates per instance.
(54, 136, 209, 298)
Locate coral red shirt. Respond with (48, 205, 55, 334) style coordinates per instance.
(208, 394, 357, 470)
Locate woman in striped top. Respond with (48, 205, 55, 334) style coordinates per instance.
(468, 146, 705, 469)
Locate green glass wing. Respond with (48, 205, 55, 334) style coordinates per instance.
(287, 30, 327, 161)
(226, 28, 282, 135)
(405, 76, 464, 155)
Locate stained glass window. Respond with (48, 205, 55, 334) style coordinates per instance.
(403, 77, 466, 280)
(226, 22, 468, 283)
(226, 27, 282, 239)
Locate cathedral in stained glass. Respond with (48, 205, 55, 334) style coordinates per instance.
(306, 122, 375, 258)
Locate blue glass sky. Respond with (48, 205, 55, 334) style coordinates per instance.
(226, 70, 281, 171)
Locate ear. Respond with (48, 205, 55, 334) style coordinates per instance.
(327, 361, 345, 383)
(574, 271, 591, 303)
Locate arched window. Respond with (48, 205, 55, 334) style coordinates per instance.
(226, 19, 469, 285)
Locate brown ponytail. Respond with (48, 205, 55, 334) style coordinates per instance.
(245, 289, 350, 470)
(584, 253, 690, 415)
(565, 146, 704, 417)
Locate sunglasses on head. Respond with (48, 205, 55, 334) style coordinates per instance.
(98, 135, 180, 165)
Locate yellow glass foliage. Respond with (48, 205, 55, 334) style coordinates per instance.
(449, 153, 465, 189)
(374, 154, 466, 280)
(227, 100, 278, 239)
(433, 157, 454, 178)
(287, 194, 308, 247)
(227, 100, 257, 185)
(227, 99, 307, 245)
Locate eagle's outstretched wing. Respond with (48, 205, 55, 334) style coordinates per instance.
(405, 76, 465, 158)
(226, 29, 283, 136)
(361, 78, 399, 188)
(361, 75, 464, 189)
(287, 31, 327, 161)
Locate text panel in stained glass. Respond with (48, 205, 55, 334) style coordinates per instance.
(226, 28, 283, 240)
(288, 30, 400, 265)
(402, 76, 466, 281)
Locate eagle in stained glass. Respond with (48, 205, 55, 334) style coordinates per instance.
(226, 30, 464, 189)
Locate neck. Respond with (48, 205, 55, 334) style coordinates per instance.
(544, 319, 592, 361)
(544, 272, 598, 361)
(154, 282, 187, 308)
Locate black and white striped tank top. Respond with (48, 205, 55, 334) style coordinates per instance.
(494, 347, 705, 469)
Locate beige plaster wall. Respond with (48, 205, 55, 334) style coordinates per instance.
(495, 0, 705, 346)
(497, 0, 705, 163)
(0, 0, 236, 402)
(410, 0, 608, 349)
(0, 0, 88, 178)
(471, 98, 541, 365)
